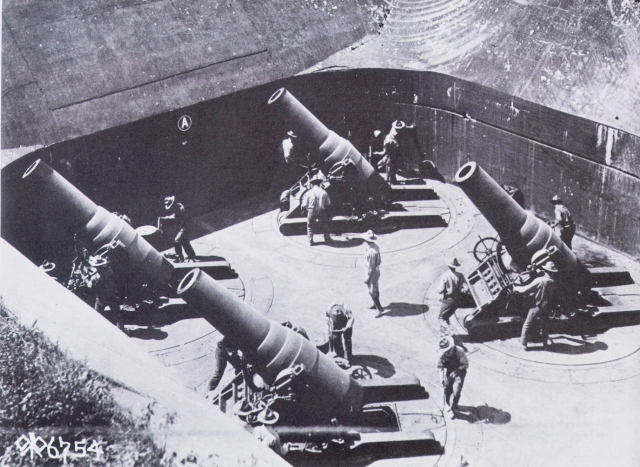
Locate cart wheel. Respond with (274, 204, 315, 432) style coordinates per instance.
(473, 237, 499, 262)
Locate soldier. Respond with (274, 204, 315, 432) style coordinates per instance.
(549, 195, 576, 249)
(512, 259, 558, 350)
(376, 121, 405, 184)
(87, 256, 125, 332)
(437, 336, 469, 418)
(326, 303, 355, 366)
(159, 195, 196, 262)
(301, 176, 331, 246)
(207, 337, 242, 394)
(437, 258, 468, 335)
(358, 230, 384, 317)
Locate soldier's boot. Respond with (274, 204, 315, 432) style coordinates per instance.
(373, 293, 384, 317)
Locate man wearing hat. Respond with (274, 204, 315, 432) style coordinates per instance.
(159, 195, 197, 262)
(549, 195, 576, 249)
(326, 303, 355, 365)
(437, 258, 468, 334)
(375, 120, 405, 184)
(512, 258, 559, 350)
(358, 230, 385, 316)
(87, 256, 125, 332)
(437, 336, 469, 416)
(301, 175, 332, 246)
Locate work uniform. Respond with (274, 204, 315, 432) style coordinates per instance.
(382, 128, 402, 184)
(88, 265, 124, 331)
(438, 269, 467, 330)
(208, 337, 242, 392)
(301, 185, 331, 245)
(438, 345, 469, 411)
(326, 305, 354, 361)
(163, 202, 196, 261)
(517, 274, 557, 347)
(553, 204, 576, 249)
(365, 242, 383, 312)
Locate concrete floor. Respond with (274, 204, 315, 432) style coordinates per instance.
(129, 174, 640, 467)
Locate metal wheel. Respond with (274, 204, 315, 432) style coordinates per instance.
(473, 236, 501, 262)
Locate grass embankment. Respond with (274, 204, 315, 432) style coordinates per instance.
(0, 302, 167, 466)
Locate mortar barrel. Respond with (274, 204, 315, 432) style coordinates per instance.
(22, 159, 173, 285)
(178, 269, 364, 415)
(455, 161, 578, 271)
(268, 88, 391, 203)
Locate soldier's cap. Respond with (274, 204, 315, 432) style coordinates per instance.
(373, 130, 382, 137)
(310, 175, 324, 185)
(327, 303, 347, 316)
(540, 260, 558, 274)
(286, 130, 297, 138)
(392, 120, 406, 130)
(446, 257, 461, 269)
(164, 195, 175, 209)
(360, 230, 377, 242)
(438, 336, 455, 353)
(257, 407, 279, 425)
(550, 195, 563, 204)
(88, 256, 109, 268)
(40, 260, 56, 272)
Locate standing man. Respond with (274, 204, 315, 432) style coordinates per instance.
(437, 336, 469, 417)
(301, 176, 331, 246)
(159, 195, 196, 262)
(512, 259, 559, 350)
(361, 230, 384, 317)
(549, 195, 576, 249)
(375, 120, 404, 184)
(437, 258, 468, 335)
(87, 256, 125, 332)
(207, 337, 242, 394)
(326, 303, 355, 366)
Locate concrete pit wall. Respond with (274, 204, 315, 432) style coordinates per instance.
(3, 70, 639, 263)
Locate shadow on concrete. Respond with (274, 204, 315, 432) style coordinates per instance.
(350, 355, 396, 379)
(126, 327, 169, 340)
(455, 404, 511, 425)
(122, 304, 202, 327)
(286, 438, 443, 467)
(544, 336, 608, 354)
(384, 302, 428, 318)
(464, 312, 640, 344)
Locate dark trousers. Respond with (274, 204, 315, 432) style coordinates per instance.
(307, 210, 330, 243)
(175, 228, 196, 260)
(208, 344, 229, 391)
(438, 296, 462, 327)
(444, 369, 466, 410)
(330, 328, 353, 360)
(521, 306, 549, 345)
(95, 296, 124, 330)
(560, 224, 576, 250)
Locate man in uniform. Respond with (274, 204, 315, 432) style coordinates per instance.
(360, 230, 384, 317)
(326, 303, 355, 366)
(87, 256, 125, 332)
(549, 195, 576, 249)
(437, 336, 469, 418)
(207, 337, 242, 393)
(301, 176, 331, 246)
(437, 258, 468, 335)
(512, 258, 559, 350)
(159, 195, 196, 262)
(376, 121, 404, 184)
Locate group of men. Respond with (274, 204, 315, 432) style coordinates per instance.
(62, 195, 197, 332)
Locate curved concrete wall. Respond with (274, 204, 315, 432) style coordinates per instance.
(1, 0, 376, 149)
(3, 70, 639, 263)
